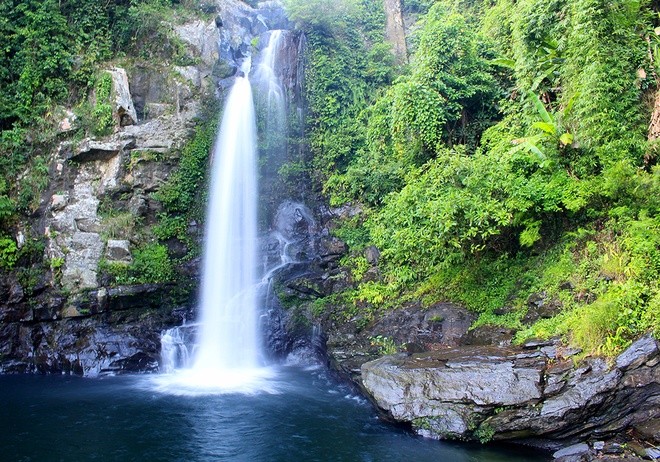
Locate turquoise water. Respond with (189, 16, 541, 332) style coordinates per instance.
(0, 366, 549, 461)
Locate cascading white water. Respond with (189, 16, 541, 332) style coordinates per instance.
(154, 34, 292, 394)
(254, 30, 286, 137)
(193, 74, 260, 374)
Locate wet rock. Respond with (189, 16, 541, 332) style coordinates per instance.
(50, 194, 68, 211)
(106, 284, 172, 311)
(524, 338, 558, 349)
(363, 348, 545, 424)
(127, 160, 172, 192)
(128, 193, 148, 216)
(175, 19, 219, 68)
(319, 303, 475, 388)
(69, 139, 124, 163)
(365, 246, 380, 265)
(647, 447, 660, 460)
(361, 336, 660, 445)
(554, 443, 590, 459)
(634, 418, 660, 444)
(616, 335, 658, 370)
(8, 278, 25, 305)
(62, 232, 104, 291)
(163, 238, 188, 260)
(524, 292, 561, 324)
(384, 0, 407, 64)
(174, 65, 202, 88)
(57, 108, 77, 133)
(463, 325, 515, 346)
(317, 236, 347, 269)
(213, 60, 237, 79)
(105, 352, 159, 374)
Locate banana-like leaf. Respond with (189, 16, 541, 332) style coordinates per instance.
(490, 57, 516, 69)
(528, 90, 554, 124)
(533, 121, 557, 135)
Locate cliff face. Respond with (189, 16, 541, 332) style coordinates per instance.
(0, 0, 306, 376)
(383, 0, 407, 64)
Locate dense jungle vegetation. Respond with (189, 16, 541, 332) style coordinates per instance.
(2, 0, 660, 357)
(0, 0, 213, 285)
(285, 0, 660, 355)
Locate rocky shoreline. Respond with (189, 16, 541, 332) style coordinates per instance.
(317, 302, 659, 461)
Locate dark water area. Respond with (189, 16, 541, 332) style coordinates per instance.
(0, 366, 550, 461)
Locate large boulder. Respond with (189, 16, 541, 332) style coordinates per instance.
(361, 336, 660, 449)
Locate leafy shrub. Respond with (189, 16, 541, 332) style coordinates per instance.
(92, 72, 114, 136)
(102, 242, 174, 285)
(131, 242, 174, 283)
(0, 237, 19, 270)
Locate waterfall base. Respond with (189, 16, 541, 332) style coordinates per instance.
(149, 366, 279, 396)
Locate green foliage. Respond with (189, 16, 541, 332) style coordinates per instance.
(474, 423, 496, 444)
(560, 0, 647, 168)
(154, 122, 216, 215)
(151, 116, 216, 259)
(369, 335, 398, 355)
(100, 211, 139, 241)
(285, 0, 394, 198)
(0, 0, 74, 129)
(326, 2, 500, 205)
(298, 0, 660, 356)
(102, 242, 174, 285)
(17, 155, 50, 213)
(0, 0, 200, 237)
(283, 0, 361, 33)
(0, 180, 16, 225)
(92, 72, 114, 136)
(132, 242, 174, 283)
(0, 236, 19, 270)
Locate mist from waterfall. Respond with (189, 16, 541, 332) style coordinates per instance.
(254, 30, 286, 141)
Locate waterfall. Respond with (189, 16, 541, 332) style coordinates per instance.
(254, 30, 286, 141)
(154, 32, 291, 394)
(193, 73, 260, 373)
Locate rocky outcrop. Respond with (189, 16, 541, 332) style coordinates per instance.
(361, 336, 660, 452)
(0, 283, 192, 376)
(383, 0, 407, 64)
(108, 67, 138, 127)
(315, 302, 476, 390)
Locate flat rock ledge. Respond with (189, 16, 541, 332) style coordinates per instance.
(362, 336, 660, 451)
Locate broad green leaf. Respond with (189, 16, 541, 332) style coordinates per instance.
(528, 91, 553, 125)
(533, 121, 557, 135)
(489, 57, 516, 69)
